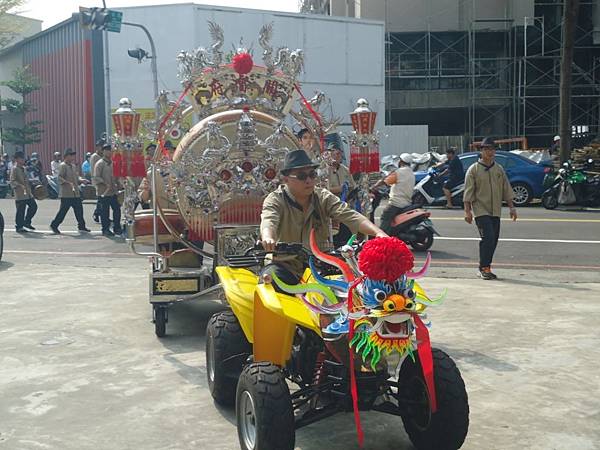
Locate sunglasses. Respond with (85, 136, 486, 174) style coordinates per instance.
(288, 170, 318, 181)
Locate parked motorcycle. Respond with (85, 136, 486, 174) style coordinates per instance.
(412, 167, 464, 207)
(387, 206, 439, 251)
(46, 175, 59, 199)
(542, 159, 600, 209)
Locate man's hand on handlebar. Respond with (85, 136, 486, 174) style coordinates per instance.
(261, 237, 276, 252)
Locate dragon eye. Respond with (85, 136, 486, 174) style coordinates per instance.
(374, 290, 386, 302)
(405, 289, 415, 300)
(405, 301, 415, 310)
(382, 299, 395, 312)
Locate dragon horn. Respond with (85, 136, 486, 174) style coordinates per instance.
(270, 271, 341, 306)
(308, 257, 349, 291)
(310, 229, 355, 282)
(406, 252, 431, 279)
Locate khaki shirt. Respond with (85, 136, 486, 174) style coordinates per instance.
(93, 157, 117, 196)
(57, 162, 80, 198)
(463, 160, 513, 218)
(89, 152, 102, 186)
(137, 167, 176, 210)
(261, 185, 366, 276)
(328, 164, 356, 195)
(9, 165, 32, 201)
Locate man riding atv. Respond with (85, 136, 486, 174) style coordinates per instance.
(260, 149, 387, 284)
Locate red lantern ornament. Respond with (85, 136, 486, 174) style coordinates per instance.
(112, 152, 123, 178)
(131, 151, 146, 178)
(232, 52, 254, 75)
(264, 168, 277, 180)
(241, 161, 254, 172)
(220, 169, 232, 181)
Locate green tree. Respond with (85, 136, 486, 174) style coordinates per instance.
(0, 0, 26, 48)
(1, 66, 43, 151)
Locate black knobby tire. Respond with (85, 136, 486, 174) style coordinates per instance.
(153, 305, 167, 338)
(412, 192, 427, 207)
(206, 310, 252, 406)
(542, 191, 558, 210)
(398, 348, 469, 450)
(411, 228, 434, 252)
(511, 182, 532, 206)
(236, 362, 295, 450)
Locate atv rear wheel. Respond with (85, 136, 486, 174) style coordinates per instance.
(398, 348, 469, 450)
(206, 310, 252, 406)
(236, 362, 295, 450)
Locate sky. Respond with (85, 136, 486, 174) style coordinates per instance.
(16, 0, 300, 29)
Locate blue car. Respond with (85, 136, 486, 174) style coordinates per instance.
(414, 151, 553, 206)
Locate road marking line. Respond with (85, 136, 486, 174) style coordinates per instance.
(414, 259, 600, 271)
(437, 237, 600, 244)
(5, 228, 103, 236)
(432, 217, 600, 223)
(4, 250, 133, 257)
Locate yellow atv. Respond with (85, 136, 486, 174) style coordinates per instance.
(207, 237, 469, 450)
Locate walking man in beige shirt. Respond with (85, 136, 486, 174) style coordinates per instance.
(463, 137, 517, 280)
(50, 148, 90, 234)
(9, 151, 38, 232)
(93, 146, 122, 237)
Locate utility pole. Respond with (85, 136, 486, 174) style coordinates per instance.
(559, 0, 580, 163)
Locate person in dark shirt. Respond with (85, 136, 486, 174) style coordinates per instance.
(436, 147, 465, 208)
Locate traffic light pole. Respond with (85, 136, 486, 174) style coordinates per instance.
(122, 21, 160, 128)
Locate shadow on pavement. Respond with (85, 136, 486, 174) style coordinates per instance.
(437, 345, 519, 372)
(498, 276, 592, 291)
(0, 260, 14, 271)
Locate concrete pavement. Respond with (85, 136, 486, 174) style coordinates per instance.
(1, 249, 599, 449)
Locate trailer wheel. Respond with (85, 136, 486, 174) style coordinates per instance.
(206, 310, 251, 406)
(398, 348, 469, 450)
(153, 304, 167, 338)
(236, 362, 295, 450)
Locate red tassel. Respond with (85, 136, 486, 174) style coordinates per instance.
(112, 152, 122, 177)
(131, 151, 146, 177)
(413, 314, 437, 413)
(347, 276, 366, 448)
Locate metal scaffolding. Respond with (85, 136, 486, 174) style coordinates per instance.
(385, 0, 600, 148)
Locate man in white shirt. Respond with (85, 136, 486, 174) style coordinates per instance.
(50, 152, 61, 177)
(371, 153, 415, 233)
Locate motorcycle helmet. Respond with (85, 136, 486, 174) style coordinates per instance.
(54, 151, 60, 157)
(553, 135, 560, 142)
(399, 153, 413, 164)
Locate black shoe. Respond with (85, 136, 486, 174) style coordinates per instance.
(16, 227, 28, 233)
(50, 225, 61, 234)
(102, 230, 115, 237)
(113, 229, 123, 235)
(24, 224, 36, 230)
(93, 213, 100, 223)
(79, 227, 91, 233)
(477, 267, 495, 280)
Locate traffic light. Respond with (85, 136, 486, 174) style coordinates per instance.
(78, 7, 122, 32)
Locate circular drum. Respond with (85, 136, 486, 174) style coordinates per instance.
(169, 109, 298, 241)
(32, 184, 48, 200)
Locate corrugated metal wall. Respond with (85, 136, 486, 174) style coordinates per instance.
(22, 19, 97, 170)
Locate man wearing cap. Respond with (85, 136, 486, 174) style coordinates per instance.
(371, 153, 416, 234)
(549, 135, 560, 156)
(463, 137, 517, 280)
(93, 146, 122, 237)
(260, 149, 387, 283)
(9, 151, 38, 232)
(90, 140, 106, 223)
(50, 149, 90, 234)
(326, 142, 358, 247)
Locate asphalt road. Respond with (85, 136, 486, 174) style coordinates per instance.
(1, 198, 599, 275)
(1, 198, 600, 450)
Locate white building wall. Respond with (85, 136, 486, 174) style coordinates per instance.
(106, 3, 388, 148)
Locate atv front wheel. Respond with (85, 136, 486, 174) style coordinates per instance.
(398, 348, 469, 450)
(236, 362, 295, 450)
(206, 310, 251, 406)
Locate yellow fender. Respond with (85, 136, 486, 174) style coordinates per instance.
(215, 266, 257, 343)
